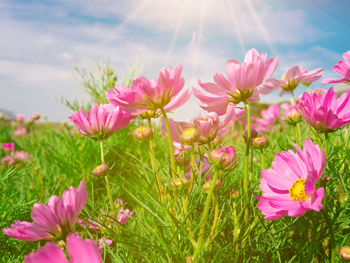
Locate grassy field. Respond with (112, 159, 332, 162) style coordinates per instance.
(0, 111, 349, 262)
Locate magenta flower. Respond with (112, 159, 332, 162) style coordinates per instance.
(322, 51, 350, 84)
(260, 65, 323, 96)
(98, 237, 113, 251)
(106, 65, 191, 116)
(24, 234, 101, 263)
(255, 104, 281, 133)
(298, 87, 350, 132)
(69, 104, 133, 140)
(2, 142, 15, 152)
(193, 49, 278, 114)
(3, 180, 87, 241)
(256, 138, 325, 220)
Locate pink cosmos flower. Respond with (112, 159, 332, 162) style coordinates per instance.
(298, 87, 350, 132)
(98, 237, 113, 251)
(69, 104, 133, 140)
(161, 118, 193, 150)
(209, 146, 237, 169)
(256, 138, 325, 220)
(255, 104, 281, 133)
(193, 112, 221, 144)
(32, 113, 40, 120)
(1, 155, 15, 166)
(13, 127, 27, 136)
(193, 48, 278, 114)
(16, 115, 25, 121)
(117, 199, 134, 224)
(3, 180, 87, 241)
(285, 105, 303, 125)
(24, 234, 101, 263)
(185, 154, 213, 181)
(322, 51, 350, 84)
(14, 151, 30, 162)
(260, 65, 323, 96)
(2, 142, 15, 152)
(106, 65, 191, 116)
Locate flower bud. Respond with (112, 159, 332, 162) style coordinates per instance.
(243, 128, 258, 142)
(203, 179, 222, 192)
(253, 136, 269, 149)
(133, 126, 152, 141)
(339, 246, 350, 260)
(323, 176, 331, 182)
(230, 190, 239, 198)
(286, 106, 302, 125)
(209, 146, 237, 169)
(164, 178, 189, 191)
(32, 113, 40, 121)
(181, 128, 199, 145)
(16, 115, 25, 122)
(92, 163, 109, 176)
(174, 155, 189, 166)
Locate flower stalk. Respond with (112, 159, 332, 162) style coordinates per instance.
(147, 118, 164, 203)
(160, 108, 176, 179)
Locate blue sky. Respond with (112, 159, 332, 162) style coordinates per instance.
(0, 0, 349, 121)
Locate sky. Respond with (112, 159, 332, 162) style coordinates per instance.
(0, 0, 349, 121)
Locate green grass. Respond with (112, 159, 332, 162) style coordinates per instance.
(0, 117, 349, 262)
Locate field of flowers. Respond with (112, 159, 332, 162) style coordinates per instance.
(1, 49, 350, 262)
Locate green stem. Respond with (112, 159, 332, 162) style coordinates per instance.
(260, 150, 264, 170)
(324, 132, 329, 157)
(100, 141, 116, 228)
(291, 90, 302, 145)
(243, 102, 251, 221)
(194, 168, 220, 258)
(160, 108, 176, 179)
(147, 118, 164, 204)
(206, 194, 219, 250)
(187, 144, 196, 197)
(249, 145, 253, 182)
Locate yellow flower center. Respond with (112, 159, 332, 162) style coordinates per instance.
(289, 178, 307, 201)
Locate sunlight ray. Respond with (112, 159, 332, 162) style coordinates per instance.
(166, 0, 192, 63)
(225, 0, 246, 55)
(244, 0, 276, 56)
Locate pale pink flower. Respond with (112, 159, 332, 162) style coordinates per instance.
(209, 146, 237, 169)
(3, 180, 87, 241)
(322, 51, 350, 84)
(24, 234, 101, 263)
(14, 151, 30, 162)
(193, 112, 221, 144)
(98, 237, 113, 251)
(260, 65, 323, 96)
(298, 87, 350, 132)
(193, 49, 278, 114)
(16, 115, 25, 121)
(13, 127, 27, 136)
(2, 142, 15, 152)
(185, 154, 213, 181)
(256, 138, 325, 220)
(106, 65, 191, 115)
(161, 118, 193, 150)
(1, 155, 15, 166)
(69, 104, 133, 140)
(285, 105, 303, 125)
(32, 113, 40, 120)
(117, 199, 134, 224)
